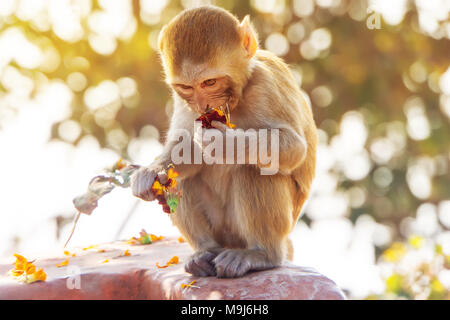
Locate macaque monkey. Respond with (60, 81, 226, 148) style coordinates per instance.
(131, 6, 317, 278)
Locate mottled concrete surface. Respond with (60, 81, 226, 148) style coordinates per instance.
(0, 238, 345, 300)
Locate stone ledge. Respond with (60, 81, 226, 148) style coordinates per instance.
(0, 238, 345, 300)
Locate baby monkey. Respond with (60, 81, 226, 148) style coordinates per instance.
(131, 6, 317, 278)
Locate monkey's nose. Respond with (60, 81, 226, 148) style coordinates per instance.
(198, 104, 209, 114)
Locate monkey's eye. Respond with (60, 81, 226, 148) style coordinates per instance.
(177, 84, 193, 90)
(203, 79, 216, 87)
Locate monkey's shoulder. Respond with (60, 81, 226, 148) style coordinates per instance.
(241, 51, 308, 121)
(254, 50, 291, 73)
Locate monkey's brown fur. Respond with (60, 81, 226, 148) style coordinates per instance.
(131, 6, 317, 278)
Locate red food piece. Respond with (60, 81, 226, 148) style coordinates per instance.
(196, 109, 228, 129)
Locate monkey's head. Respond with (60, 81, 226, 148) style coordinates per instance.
(158, 6, 258, 114)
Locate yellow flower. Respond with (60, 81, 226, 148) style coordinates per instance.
(156, 256, 179, 268)
(9, 254, 46, 284)
(150, 234, 164, 242)
(168, 167, 179, 179)
(13, 253, 28, 271)
(181, 280, 199, 289)
(56, 258, 69, 268)
(151, 180, 164, 195)
(115, 158, 126, 170)
(26, 268, 47, 284)
(408, 235, 424, 249)
(382, 242, 406, 263)
(64, 250, 76, 257)
(82, 245, 98, 251)
(167, 167, 179, 189)
(25, 263, 36, 275)
(386, 273, 404, 294)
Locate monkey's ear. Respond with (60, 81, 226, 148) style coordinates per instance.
(158, 25, 168, 52)
(239, 15, 258, 58)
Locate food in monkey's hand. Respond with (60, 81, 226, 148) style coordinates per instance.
(72, 159, 180, 215)
(151, 166, 180, 214)
(196, 107, 235, 129)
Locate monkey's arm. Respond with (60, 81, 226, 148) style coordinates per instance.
(131, 103, 202, 201)
(208, 120, 307, 175)
(269, 123, 307, 174)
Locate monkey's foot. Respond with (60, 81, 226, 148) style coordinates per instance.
(184, 249, 219, 277)
(213, 249, 276, 278)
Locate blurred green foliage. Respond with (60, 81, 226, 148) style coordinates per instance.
(367, 235, 449, 300)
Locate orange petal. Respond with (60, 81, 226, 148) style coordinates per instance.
(25, 263, 36, 275)
(126, 237, 138, 245)
(123, 250, 130, 256)
(169, 178, 177, 189)
(8, 269, 24, 277)
(83, 245, 98, 251)
(13, 253, 28, 271)
(181, 280, 197, 289)
(26, 268, 47, 283)
(177, 237, 185, 243)
(168, 167, 179, 179)
(151, 180, 164, 195)
(150, 234, 164, 242)
(56, 258, 69, 268)
(13, 253, 27, 263)
(102, 259, 109, 263)
(168, 256, 179, 265)
(116, 158, 126, 170)
(156, 256, 179, 268)
(156, 262, 168, 269)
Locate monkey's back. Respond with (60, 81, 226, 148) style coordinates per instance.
(249, 50, 318, 226)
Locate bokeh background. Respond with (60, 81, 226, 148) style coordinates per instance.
(0, 0, 449, 299)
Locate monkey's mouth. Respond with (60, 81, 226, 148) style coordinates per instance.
(196, 105, 235, 129)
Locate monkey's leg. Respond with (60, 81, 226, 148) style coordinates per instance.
(214, 168, 294, 278)
(170, 176, 223, 277)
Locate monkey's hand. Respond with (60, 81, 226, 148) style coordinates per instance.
(130, 164, 168, 201)
(185, 249, 223, 277)
(214, 249, 276, 278)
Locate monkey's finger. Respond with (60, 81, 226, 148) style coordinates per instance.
(185, 258, 215, 277)
(132, 168, 156, 201)
(210, 120, 228, 132)
(194, 253, 216, 275)
(131, 171, 143, 197)
(157, 170, 168, 185)
(141, 181, 156, 201)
